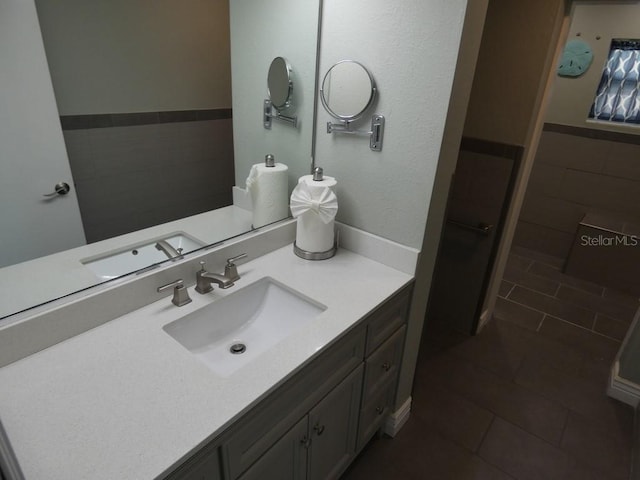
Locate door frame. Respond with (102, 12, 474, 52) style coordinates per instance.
(396, 0, 573, 408)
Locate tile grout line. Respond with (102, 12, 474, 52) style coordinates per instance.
(589, 311, 597, 332)
(474, 415, 519, 480)
(513, 283, 560, 301)
(500, 294, 622, 343)
(546, 314, 623, 343)
(556, 282, 635, 325)
(429, 351, 575, 452)
(557, 402, 571, 451)
(525, 258, 535, 272)
(500, 289, 588, 328)
(477, 415, 571, 474)
(475, 414, 496, 455)
(520, 254, 607, 298)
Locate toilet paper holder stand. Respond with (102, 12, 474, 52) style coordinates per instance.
(294, 237, 338, 261)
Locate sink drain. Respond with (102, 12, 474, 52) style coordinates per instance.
(230, 343, 246, 354)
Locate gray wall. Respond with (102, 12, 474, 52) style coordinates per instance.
(64, 118, 234, 243)
(35, 0, 231, 114)
(314, 0, 469, 411)
(315, 0, 468, 250)
(36, 0, 235, 242)
(514, 126, 640, 259)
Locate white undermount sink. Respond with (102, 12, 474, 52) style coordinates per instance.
(162, 277, 326, 377)
(81, 232, 205, 280)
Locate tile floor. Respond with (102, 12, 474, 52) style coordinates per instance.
(342, 246, 639, 480)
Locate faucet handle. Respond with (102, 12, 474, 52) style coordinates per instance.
(225, 253, 247, 282)
(226, 253, 247, 266)
(157, 279, 192, 307)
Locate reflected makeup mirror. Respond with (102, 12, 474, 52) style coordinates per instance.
(263, 56, 298, 129)
(267, 57, 293, 109)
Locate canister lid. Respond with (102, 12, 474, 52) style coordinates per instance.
(265, 154, 275, 167)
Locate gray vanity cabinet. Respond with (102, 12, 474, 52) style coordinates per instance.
(307, 364, 363, 480)
(357, 325, 406, 449)
(238, 364, 363, 480)
(237, 417, 308, 480)
(166, 284, 412, 480)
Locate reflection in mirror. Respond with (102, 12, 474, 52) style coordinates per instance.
(263, 56, 298, 129)
(268, 57, 293, 109)
(320, 60, 376, 120)
(0, 0, 321, 320)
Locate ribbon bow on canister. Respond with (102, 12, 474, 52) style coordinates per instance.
(289, 181, 338, 224)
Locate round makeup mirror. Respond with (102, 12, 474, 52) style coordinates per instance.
(320, 60, 376, 121)
(267, 57, 293, 110)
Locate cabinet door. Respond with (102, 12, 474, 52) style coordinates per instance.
(307, 364, 363, 480)
(223, 329, 365, 479)
(238, 417, 308, 480)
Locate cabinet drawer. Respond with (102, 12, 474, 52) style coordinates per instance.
(222, 328, 365, 479)
(363, 325, 405, 398)
(357, 381, 395, 449)
(365, 286, 411, 355)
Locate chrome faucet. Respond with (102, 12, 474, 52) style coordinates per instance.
(155, 240, 183, 260)
(195, 254, 247, 294)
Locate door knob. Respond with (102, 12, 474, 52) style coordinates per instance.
(43, 182, 71, 197)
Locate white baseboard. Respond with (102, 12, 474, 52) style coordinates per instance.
(477, 309, 491, 332)
(383, 396, 411, 437)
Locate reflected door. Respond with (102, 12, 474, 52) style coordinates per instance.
(0, 0, 85, 268)
(427, 139, 521, 335)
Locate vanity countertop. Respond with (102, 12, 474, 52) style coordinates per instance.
(0, 243, 413, 480)
(0, 205, 253, 319)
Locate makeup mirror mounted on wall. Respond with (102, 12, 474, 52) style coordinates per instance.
(320, 60, 385, 151)
(263, 56, 298, 129)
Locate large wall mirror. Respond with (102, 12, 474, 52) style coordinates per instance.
(0, 0, 321, 320)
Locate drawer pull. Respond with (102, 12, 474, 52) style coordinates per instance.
(313, 423, 325, 436)
(382, 362, 392, 372)
(376, 406, 385, 415)
(300, 435, 311, 448)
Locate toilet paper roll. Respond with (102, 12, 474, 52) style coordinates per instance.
(290, 174, 338, 253)
(246, 163, 289, 228)
(296, 216, 335, 253)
